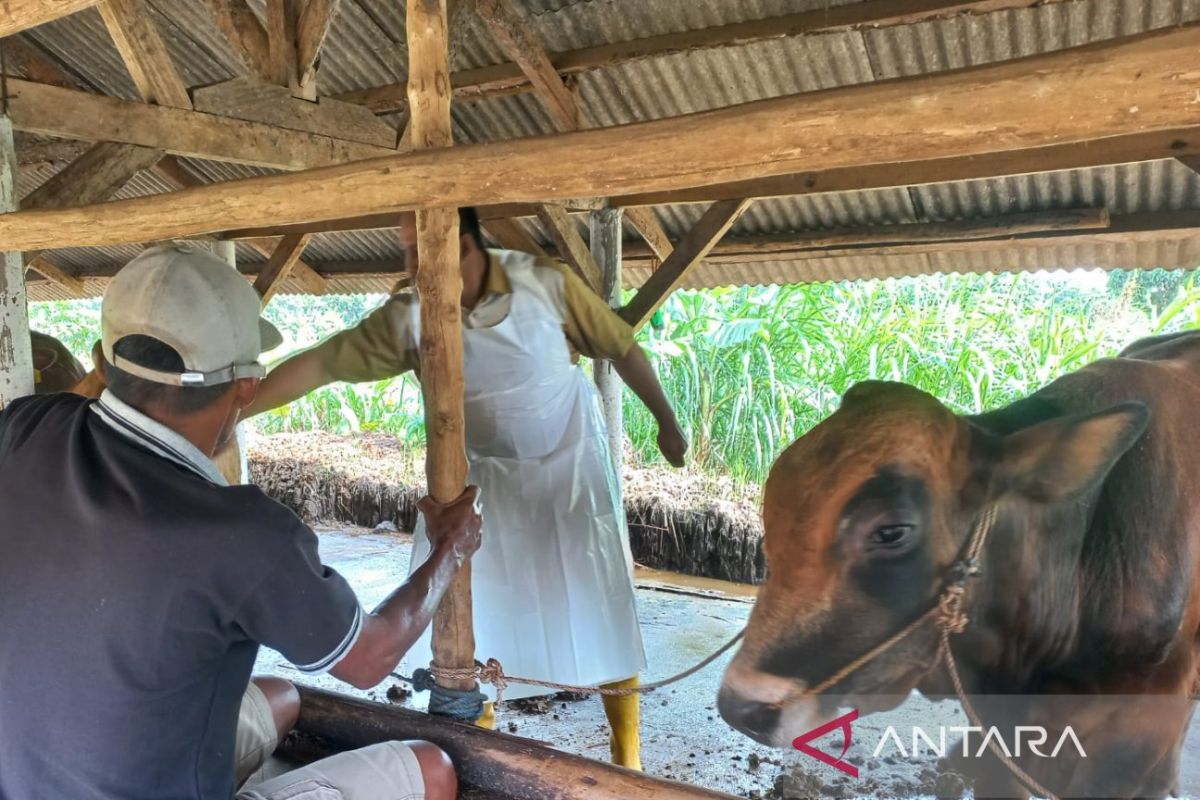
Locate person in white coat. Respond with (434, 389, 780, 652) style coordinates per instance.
(247, 207, 687, 769)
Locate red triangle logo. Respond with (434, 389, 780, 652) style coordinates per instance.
(792, 708, 859, 778)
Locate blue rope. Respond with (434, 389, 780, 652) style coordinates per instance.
(392, 669, 486, 722)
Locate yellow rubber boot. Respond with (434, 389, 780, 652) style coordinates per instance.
(601, 677, 642, 771)
(475, 701, 496, 730)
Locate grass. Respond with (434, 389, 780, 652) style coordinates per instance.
(29, 268, 1200, 486)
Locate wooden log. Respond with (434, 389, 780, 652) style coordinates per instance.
(409, 0, 475, 700)
(590, 208, 623, 477)
(98, 0, 192, 109)
(623, 206, 672, 263)
(21, 141, 163, 209)
(0, 0, 99, 36)
(481, 216, 547, 257)
(200, 0, 274, 83)
(535, 204, 601, 291)
(5, 78, 391, 170)
(292, 686, 742, 800)
(621, 199, 752, 329)
(0, 25, 1194, 250)
(333, 0, 1077, 114)
(0, 115, 32, 405)
(296, 0, 339, 91)
(476, 0, 579, 132)
(252, 232, 311, 304)
(24, 253, 83, 295)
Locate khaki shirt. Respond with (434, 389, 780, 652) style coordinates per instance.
(313, 250, 635, 383)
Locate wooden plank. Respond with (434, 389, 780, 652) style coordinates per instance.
(476, 0, 579, 132)
(623, 206, 673, 262)
(0, 114, 33, 404)
(252, 232, 311, 303)
(5, 78, 391, 169)
(200, 0, 273, 83)
(192, 78, 397, 148)
(296, 0, 339, 91)
(21, 141, 163, 209)
(621, 199, 752, 329)
(480, 216, 547, 257)
(2, 26, 1198, 249)
(292, 686, 742, 800)
(535, 204, 601, 291)
(5, 34, 87, 88)
(333, 0, 1075, 114)
(409, 0, 475, 700)
(0, 0, 99, 36)
(265, 0, 292, 86)
(621, 208, 1113, 261)
(25, 253, 84, 295)
(98, 0, 192, 109)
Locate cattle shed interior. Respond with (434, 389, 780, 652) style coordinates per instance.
(2, 0, 1198, 306)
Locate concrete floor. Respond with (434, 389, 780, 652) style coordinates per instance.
(255, 528, 1200, 799)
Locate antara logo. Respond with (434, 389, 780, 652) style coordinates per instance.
(791, 709, 1087, 777)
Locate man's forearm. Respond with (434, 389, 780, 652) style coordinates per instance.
(245, 350, 334, 417)
(368, 541, 467, 669)
(612, 345, 677, 425)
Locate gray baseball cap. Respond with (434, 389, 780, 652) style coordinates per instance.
(102, 242, 283, 387)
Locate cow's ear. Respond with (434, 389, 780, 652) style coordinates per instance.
(994, 402, 1150, 502)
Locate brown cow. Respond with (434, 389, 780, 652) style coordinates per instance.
(719, 331, 1200, 798)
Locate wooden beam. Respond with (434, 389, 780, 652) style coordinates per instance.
(621, 199, 752, 329)
(0, 0, 99, 37)
(252, 232, 311, 303)
(0, 114, 33, 404)
(98, 0, 193, 109)
(5, 78, 391, 169)
(409, 0, 475, 701)
(334, 0, 1076, 114)
(192, 78, 397, 148)
(5, 34, 87, 88)
(480, 216, 547, 257)
(245, 237, 327, 295)
(1180, 155, 1200, 177)
(623, 206, 673, 262)
(267, 0, 315, 98)
(201, 0, 273, 83)
(22, 141, 164, 209)
(25, 253, 84, 295)
(590, 208, 623, 477)
(476, 0, 579, 132)
(2, 26, 1198, 249)
(535, 204, 601, 291)
(291, 686, 743, 800)
(296, 0, 339, 92)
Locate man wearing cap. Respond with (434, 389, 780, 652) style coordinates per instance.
(247, 208, 688, 770)
(0, 243, 481, 800)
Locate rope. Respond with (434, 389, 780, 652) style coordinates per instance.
(392, 628, 744, 705)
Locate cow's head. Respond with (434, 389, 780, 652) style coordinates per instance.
(718, 381, 1148, 746)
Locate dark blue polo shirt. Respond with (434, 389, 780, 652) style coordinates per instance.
(0, 393, 362, 799)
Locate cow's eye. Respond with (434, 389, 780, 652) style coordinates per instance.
(871, 524, 913, 547)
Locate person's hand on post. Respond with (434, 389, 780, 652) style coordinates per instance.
(417, 486, 483, 565)
(657, 419, 688, 468)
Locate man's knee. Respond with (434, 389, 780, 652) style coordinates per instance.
(403, 740, 457, 800)
(250, 677, 300, 741)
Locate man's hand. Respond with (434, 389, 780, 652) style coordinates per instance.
(417, 486, 483, 563)
(657, 420, 688, 468)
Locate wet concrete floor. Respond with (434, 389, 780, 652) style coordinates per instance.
(256, 528, 1200, 799)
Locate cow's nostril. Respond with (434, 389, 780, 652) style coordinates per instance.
(717, 688, 781, 744)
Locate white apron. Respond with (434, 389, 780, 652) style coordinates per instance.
(405, 253, 645, 701)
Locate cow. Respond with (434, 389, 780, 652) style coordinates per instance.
(718, 331, 1200, 798)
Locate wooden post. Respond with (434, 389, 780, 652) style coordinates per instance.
(590, 208, 624, 477)
(408, 0, 476, 701)
(0, 115, 33, 405)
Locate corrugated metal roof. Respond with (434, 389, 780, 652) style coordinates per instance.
(11, 0, 1200, 297)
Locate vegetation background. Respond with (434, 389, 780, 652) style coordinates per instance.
(32, 268, 1200, 486)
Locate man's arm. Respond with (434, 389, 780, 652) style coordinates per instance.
(244, 349, 335, 417)
(331, 487, 482, 689)
(611, 345, 687, 467)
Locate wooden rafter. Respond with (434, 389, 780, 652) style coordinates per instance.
(296, 0, 339, 92)
(253, 232, 312, 303)
(407, 0, 475, 700)
(334, 0, 1077, 113)
(480, 217, 548, 257)
(0, 0, 99, 36)
(267, 0, 316, 99)
(5, 78, 391, 169)
(535, 204, 601, 291)
(623, 206, 673, 262)
(2, 26, 1198, 249)
(476, 0, 578, 132)
(1181, 155, 1200, 177)
(620, 199, 752, 329)
(98, 0, 192, 109)
(200, 0, 273, 82)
